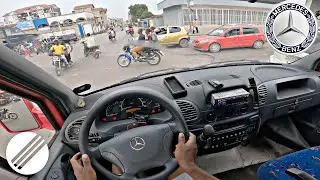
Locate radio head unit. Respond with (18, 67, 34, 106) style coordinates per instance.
(211, 88, 250, 106)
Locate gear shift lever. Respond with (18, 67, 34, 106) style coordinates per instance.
(198, 125, 215, 151)
(199, 125, 215, 141)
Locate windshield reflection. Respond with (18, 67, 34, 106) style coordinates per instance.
(207, 28, 227, 36)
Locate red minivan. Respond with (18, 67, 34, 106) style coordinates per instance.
(192, 24, 267, 53)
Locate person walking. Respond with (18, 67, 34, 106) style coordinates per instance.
(192, 19, 199, 34)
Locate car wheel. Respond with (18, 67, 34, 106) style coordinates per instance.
(253, 40, 264, 49)
(209, 43, 221, 53)
(179, 39, 189, 48)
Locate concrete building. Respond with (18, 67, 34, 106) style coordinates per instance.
(3, 4, 61, 25)
(74, 4, 95, 13)
(74, 4, 108, 26)
(139, 15, 165, 28)
(157, 0, 274, 26)
(92, 8, 108, 27)
(46, 12, 95, 28)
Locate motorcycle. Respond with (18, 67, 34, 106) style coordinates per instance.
(129, 30, 134, 37)
(0, 108, 18, 121)
(83, 43, 101, 59)
(51, 55, 70, 76)
(109, 36, 116, 43)
(117, 45, 164, 67)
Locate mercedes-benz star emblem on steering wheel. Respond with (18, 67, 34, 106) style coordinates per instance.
(130, 137, 145, 151)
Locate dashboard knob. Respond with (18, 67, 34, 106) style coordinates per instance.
(203, 125, 215, 138)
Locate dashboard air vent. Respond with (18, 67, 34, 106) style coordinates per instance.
(257, 85, 267, 105)
(176, 100, 199, 124)
(186, 80, 202, 87)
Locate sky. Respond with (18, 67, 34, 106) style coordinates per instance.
(0, 0, 163, 20)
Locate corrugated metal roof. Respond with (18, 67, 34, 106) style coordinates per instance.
(158, 0, 276, 10)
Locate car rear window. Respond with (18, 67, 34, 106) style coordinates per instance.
(243, 28, 259, 34)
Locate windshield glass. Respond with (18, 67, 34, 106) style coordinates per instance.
(207, 28, 227, 36)
(0, 0, 319, 93)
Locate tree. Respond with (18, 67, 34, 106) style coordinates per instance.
(128, 4, 153, 22)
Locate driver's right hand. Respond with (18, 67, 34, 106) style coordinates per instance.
(174, 133, 198, 172)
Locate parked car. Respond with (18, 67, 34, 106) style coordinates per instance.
(156, 26, 190, 48)
(60, 34, 78, 43)
(192, 24, 267, 53)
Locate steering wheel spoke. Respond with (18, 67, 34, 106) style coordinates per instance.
(88, 146, 102, 159)
(79, 87, 189, 180)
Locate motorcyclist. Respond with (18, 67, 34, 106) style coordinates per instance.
(62, 42, 73, 64)
(49, 40, 69, 67)
(129, 25, 134, 36)
(82, 33, 97, 54)
(131, 28, 147, 60)
(109, 28, 116, 41)
(125, 25, 129, 34)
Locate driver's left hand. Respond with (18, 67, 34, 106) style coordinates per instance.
(71, 153, 97, 180)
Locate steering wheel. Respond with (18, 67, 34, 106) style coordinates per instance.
(79, 86, 189, 180)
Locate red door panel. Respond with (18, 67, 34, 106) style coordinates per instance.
(220, 28, 240, 48)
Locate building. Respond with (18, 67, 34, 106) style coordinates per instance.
(109, 18, 124, 26)
(74, 4, 95, 13)
(74, 4, 108, 26)
(46, 12, 95, 28)
(139, 15, 164, 28)
(3, 4, 61, 25)
(157, 0, 274, 26)
(92, 8, 108, 27)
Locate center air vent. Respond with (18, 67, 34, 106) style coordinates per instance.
(186, 80, 202, 87)
(257, 85, 267, 105)
(176, 100, 199, 124)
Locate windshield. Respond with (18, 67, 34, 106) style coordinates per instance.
(0, 0, 319, 93)
(206, 28, 227, 36)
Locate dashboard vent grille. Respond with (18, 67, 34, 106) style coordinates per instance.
(176, 100, 199, 124)
(257, 85, 267, 105)
(186, 80, 202, 87)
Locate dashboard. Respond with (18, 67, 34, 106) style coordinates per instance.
(61, 63, 320, 155)
(102, 97, 164, 122)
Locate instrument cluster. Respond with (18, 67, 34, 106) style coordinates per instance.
(102, 98, 164, 122)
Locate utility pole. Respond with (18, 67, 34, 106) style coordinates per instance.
(186, 0, 194, 34)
